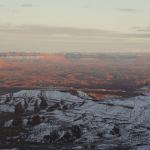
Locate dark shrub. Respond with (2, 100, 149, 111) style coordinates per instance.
(15, 102, 24, 115)
(32, 115, 41, 126)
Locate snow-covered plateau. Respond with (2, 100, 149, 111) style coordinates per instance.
(0, 89, 150, 150)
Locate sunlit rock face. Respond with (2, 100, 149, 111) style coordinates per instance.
(1, 89, 150, 149)
(0, 59, 10, 68)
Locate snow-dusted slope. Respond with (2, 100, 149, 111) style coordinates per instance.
(1, 90, 150, 149)
(0, 90, 84, 113)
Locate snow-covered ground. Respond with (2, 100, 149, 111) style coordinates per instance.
(1, 89, 150, 149)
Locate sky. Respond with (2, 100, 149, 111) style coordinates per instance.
(0, 0, 150, 53)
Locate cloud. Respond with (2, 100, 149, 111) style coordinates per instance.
(0, 24, 150, 53)
(125, 33, 150, 38)
(131, 26, 150, 33)
(0, 4, 4, 7)
(131, 26, 141, 30)
(0, 24, 118, 38)
(117, 8, 139, 12)
(21, 3, 33, 8)
(1, 24, 150, 39)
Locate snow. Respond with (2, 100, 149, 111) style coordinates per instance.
(27, 122, 59, 142)
(4, 120, 13, 127)
(11, 90, 84, 102)
(1, 89, 150, 149)
(77, 91, 92, 100)
(0, 104, 14, 112)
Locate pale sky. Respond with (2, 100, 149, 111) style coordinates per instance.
(0, 0, 150, 53)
